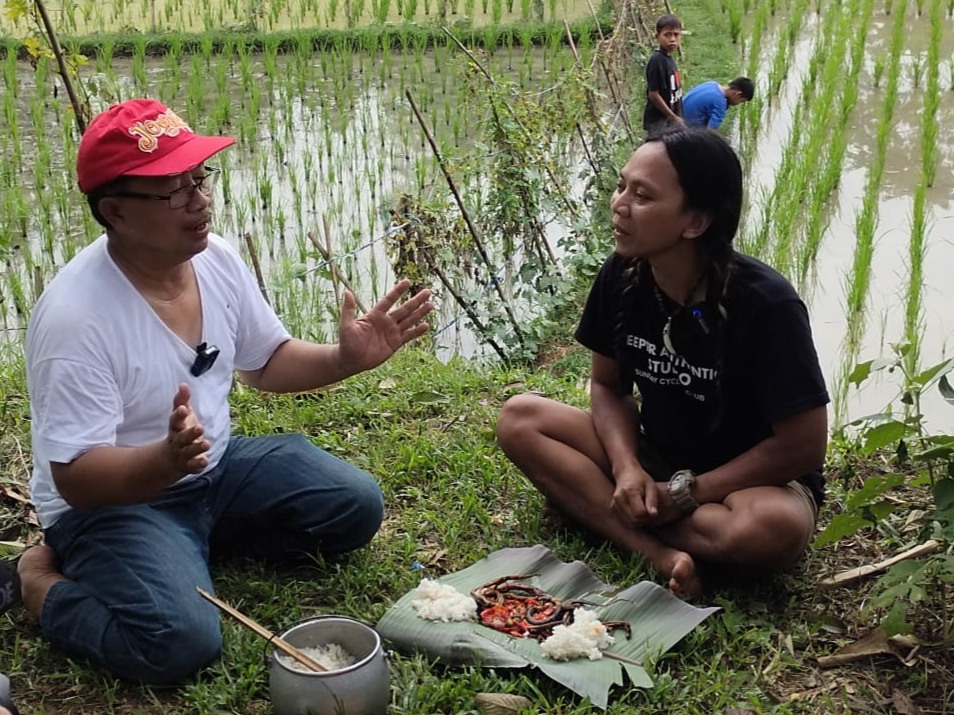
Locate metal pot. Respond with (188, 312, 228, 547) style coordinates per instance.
(268, 615, 390, 715)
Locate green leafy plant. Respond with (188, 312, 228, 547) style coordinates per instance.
(819, 345, 954, 638)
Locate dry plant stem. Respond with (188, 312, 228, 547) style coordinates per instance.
(405, 88, 525, 346)
(306, 229, 367, 314)
(243, 232, 270, 305)
(196, 588, 328, 672)
(819, 539, 941, 589)
(599, 57, 636, 143)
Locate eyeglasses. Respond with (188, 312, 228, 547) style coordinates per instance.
(109, 167, 219, 209)
(191, 342, 220, 377)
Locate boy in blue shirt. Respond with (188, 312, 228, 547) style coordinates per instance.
(683, 77, 754, 130)
(642, 15, 684, 133)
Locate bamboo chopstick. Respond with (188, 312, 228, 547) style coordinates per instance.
(196, 587, 328, 673)
(602, 651, 643, 667)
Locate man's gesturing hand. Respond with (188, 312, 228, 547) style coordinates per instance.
(337, 279, 433, 374)
(167, 383, 211, 475)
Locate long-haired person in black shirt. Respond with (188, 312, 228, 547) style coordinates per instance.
(496, 127, 829, 598)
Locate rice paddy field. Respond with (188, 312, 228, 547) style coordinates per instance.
(0, 0, 951, 434)
(732, 0, 954, 434)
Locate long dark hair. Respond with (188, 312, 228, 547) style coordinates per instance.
(613, 127, 743, 420)
(650, 125, 742, 309)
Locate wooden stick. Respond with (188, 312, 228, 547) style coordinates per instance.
(196, 588, 328, 673)
(427, 260, 508, 361)
(818, 540, 941, 589)
(603, 650, 643, 667)
(320, 215, 341, 308)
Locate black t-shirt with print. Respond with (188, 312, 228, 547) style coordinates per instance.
(574, 251, 830, 504)
(643, 49, 683, 131)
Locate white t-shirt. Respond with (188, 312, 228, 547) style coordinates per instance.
(26, 233, 291, 528)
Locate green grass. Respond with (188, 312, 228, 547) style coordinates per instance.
(1, 348, 951, 713)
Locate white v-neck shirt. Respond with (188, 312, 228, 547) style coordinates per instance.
(26, 233, 290, 527)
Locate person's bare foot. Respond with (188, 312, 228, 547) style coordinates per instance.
(17, 545, 66, 620)
(542, 498, 570, 531)
(665, 551, 703, 600)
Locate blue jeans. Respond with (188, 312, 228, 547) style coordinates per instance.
(40, 434, 384, 685)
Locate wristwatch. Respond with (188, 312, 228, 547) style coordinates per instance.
(667, 469, 699, 513)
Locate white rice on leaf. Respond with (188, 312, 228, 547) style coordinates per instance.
(278, 643, 356, 672)
(411, 578, 478, 622)
(539, 609, 615, 661)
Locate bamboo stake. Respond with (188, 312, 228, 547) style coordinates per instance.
(320, 214, 341, 308)
(196, 588, 328, 673)
(584, 0, 606, 42)
(32, 265, 44, 300)
(33, 0, 88, 134)
(427, 259, 508, 361)
(243, 232, 270, 305)
(575, 121, 600, 176)
(404, 88, 525, 346)
(564, 20, 605, 134)
(306, 230, 368, 314)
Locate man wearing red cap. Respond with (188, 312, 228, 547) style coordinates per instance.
(18, 99, 433, 684)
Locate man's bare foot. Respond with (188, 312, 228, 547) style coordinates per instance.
(18, 546, 66, 620)
(666, 551, 703, 600)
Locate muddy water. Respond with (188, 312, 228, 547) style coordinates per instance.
(742, 4, 954, 433)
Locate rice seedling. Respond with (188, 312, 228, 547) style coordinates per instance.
(920, 0, 942, 187)
(872, 54, 886, 86)
(902, 182, 928, 379)
(794, 0, 872, 280)
(910, 50, 924, 88)
(726, 0, 743, 44)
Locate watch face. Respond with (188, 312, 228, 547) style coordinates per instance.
(671, 473, 687, 490)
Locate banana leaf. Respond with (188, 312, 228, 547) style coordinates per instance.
(376, 545, 719, 708)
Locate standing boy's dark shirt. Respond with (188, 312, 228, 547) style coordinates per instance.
(643, 49, 683, 131)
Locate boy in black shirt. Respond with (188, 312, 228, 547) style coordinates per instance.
(643, 14, 685, 133)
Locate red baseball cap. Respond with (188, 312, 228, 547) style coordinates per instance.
(76, 98, 235, 194)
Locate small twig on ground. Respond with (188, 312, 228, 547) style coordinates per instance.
(818, 540, 941, 589)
